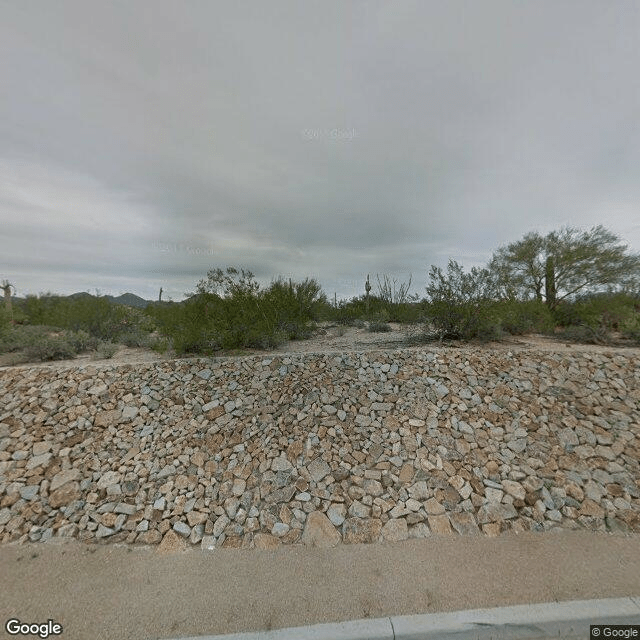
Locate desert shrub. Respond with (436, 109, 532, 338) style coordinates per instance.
(367, 320, 392, 332)
(621, 320, 640, 345)
(149, 336, 169, 353)
(388, 302, 425, 323)
(0, 306, 11, 336)
(353, 319, 366, 328)
(94, 341, 118, 359)
(0, 325, 61, 354)
(557, 324, 610, 345)
(424, 260, 502, 341)
(492, 300, 555, 335)
(372, 308, 391, 323)
(64, 329, 99, 352)
(155, 269, 329, 355)
(18, 293, 156, 342)
(553, 293, 637, 330)
(24, 336, 76, 362)
(115, 329, 151, 348)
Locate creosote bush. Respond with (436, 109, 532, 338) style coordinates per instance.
(367, 320, 392, 333)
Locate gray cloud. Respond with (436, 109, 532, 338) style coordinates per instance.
(1, 1, 639, 302)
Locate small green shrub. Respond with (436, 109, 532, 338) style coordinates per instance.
(492, 300, 555, 335)
(424, 260, 501, 341)
(115, 329, 151, 348)
(557, 324, 610, 345)
(94, 341, 118, 359)
(24, 337, 76, 362)
(149, 336, 169, 353)
(367, 321, 392, 333)
(65, 329, 98, 352)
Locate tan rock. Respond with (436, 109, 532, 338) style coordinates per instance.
(482, 522, 501, 537)
(565, 482, 584, 501)
(424, 498, 445, 515)
(301, 511, 341, 548)
(137, 529, 162, 544)
(48, 482, 81, 508)
(427, 514, 453, 535)
(206, 405, 225, 420)
(398, 463, 415, 484)
(449, 511, 480, 535)
(343, 518, 382, 544)
(381, 518, 409, 542)
(254, 533, 281, 549)
(94, 409, 122, 427)
(502, 480, 526, 501)
(580, 499, 605, 518)
(221, 536, 242, 548)
(157, 530, 186, 554)
(186, 511, 207, 527)
(50, 469, 80, 492)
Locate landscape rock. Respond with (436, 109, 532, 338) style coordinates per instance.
(0, 345, 637, 550)
(301, 511, 341, 548)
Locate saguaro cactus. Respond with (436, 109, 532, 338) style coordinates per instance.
(365, 274, 371, 315)
(158, 287, 163, 303)
(1, 280, 14, 322)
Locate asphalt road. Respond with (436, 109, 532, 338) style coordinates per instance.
(1, 529, 639, 640)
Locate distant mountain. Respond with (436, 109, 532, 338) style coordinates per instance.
(105, 293, 152, 308)
(6, 291, 189, 315)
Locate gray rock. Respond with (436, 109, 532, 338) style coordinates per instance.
(307, 458, 331, 483)
(96, 524, 115, 538)
(173, 521, 192, 537)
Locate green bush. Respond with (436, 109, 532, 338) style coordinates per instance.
(149, 336, 169, 354)
(152, 270, 328, 355)
(491, 300, 555, 335)
(65, 329, 99, 352)
(557, 324, 610, 345)
(367, 321, 392, 333)
(18, 294, 154, 342)
(115, 329, 151, 348)
(0, 325, 63, 354)
(94, 341, 118, 359)
(24, 336, 76, 362)
(424, 260, 502, 341)
(553, 293, 638, 330)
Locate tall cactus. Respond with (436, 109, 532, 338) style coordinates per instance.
(158, 287, 163, 303)
(365, 274, 371, 315)
(1, 280, 14, 323)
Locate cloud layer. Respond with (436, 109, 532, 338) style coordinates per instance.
(2, 1, 639, 301)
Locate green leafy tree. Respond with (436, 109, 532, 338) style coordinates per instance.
(489, 225, 640, 309)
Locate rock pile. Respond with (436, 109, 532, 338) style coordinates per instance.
(0, 346, 638, 550)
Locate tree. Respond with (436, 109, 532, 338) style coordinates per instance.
(487, 232, 546, 302)
(489, 225, 640, 309)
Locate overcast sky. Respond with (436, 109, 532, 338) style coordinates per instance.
(2, 1, 639, 303)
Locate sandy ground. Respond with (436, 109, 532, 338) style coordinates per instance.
(1, 531, 639, 640)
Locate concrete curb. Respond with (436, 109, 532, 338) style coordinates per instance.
(162, 596, 640, 640)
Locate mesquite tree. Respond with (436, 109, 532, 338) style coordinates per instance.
(488, 226, 640, 309)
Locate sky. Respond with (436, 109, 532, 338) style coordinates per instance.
(2, 1, 640, 303)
